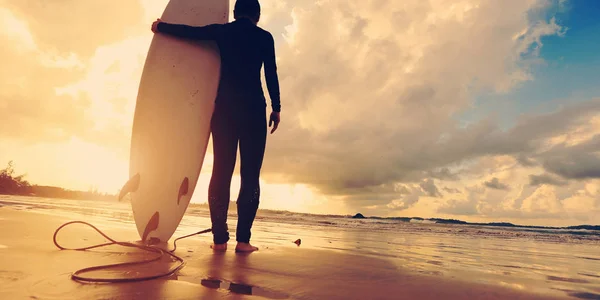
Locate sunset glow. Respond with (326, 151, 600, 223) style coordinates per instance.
(1, 0, 599, 227)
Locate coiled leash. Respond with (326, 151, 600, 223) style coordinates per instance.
(52, 221, 212, 283)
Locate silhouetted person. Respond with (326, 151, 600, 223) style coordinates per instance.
(151, 0, 281, 253)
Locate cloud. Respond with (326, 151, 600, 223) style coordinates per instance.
(437, 185, 482, 216)
(385, 178, 443, 210)
(538, 138, 600, 180)
(0, 1, 146, 143)
(519, 185, 565, 216)
(0, 2, 147, 148)
(484, 177, 510, 190)
(260, 0, 571, 207)
(438, 199, 479, 216)
(420, 178, 442, 197)
(428, 168, 461, 181)
(529, 173, 568, 186)
(0, 8, 90, 143)
(386, 190, 422, 211)
(436, 160, 600, 223)
(1, 0, 145, 59)
(443, 187, 462, 194)
(517, 154, 538, 167)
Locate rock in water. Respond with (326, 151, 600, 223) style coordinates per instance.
(352, 213, 365, 219)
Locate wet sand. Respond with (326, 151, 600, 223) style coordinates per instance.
(0, 207, 572, 300)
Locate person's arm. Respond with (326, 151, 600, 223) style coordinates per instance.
(264, 32, 281, 113)
(156, 22, 221, 40)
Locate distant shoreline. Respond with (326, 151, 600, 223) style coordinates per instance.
(1, 161, 598, 231)
(0, 187, 117, 202)
(347, 213, 600, 232)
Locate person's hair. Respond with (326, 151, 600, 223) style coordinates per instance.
(234, 0, 261, 23)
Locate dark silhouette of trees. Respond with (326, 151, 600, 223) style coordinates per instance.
(0, 161, 31, 195)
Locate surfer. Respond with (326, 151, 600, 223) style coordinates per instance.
(151, 0, 280, 253)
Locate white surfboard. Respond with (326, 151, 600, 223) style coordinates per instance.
(120, 0, 229, 244)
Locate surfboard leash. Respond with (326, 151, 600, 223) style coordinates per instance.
(52, 220, 212, 283)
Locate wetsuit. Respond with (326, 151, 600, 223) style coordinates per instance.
(157, 18, 280, 244)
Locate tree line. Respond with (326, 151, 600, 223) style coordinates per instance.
(0, 161, 117, 201)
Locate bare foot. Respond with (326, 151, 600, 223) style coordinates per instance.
(235, 242, 259, 253)
(210, 243, 227, 251)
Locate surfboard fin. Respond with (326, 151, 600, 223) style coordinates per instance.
(118, 173, 140, 201)
(142, 211, 160, 242)
(178, 177, 189, 205)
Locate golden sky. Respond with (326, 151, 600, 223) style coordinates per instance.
(0, 0, 599, 226)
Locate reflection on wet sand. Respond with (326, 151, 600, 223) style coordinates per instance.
(177, 252, 290, 299)
(200, 278, 289, 299)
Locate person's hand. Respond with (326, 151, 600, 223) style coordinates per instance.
(151, 18, 162, 33)
(269, 111, 280, 134)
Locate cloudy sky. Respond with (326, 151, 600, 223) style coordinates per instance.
(1, 0, 599, 226)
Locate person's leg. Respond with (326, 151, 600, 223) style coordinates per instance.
(208, 106, 239, 247)
(235, 109, 267, 251)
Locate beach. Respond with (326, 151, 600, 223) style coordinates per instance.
(0, 196, 598, 300)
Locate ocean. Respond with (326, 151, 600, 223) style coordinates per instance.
(1, 195, 599, 299)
